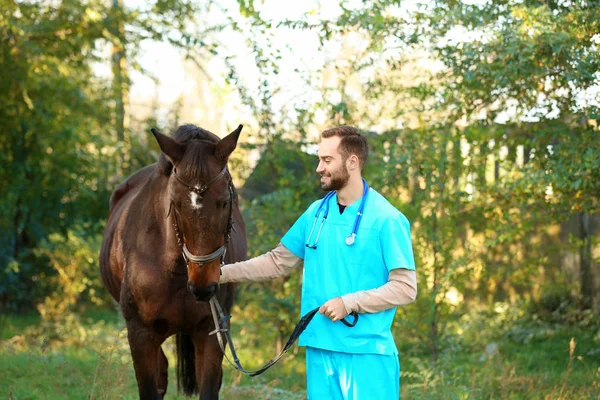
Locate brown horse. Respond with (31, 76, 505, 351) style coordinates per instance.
(99, 124, 247, 399)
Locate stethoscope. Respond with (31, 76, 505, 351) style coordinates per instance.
(305, 179, 370, 249)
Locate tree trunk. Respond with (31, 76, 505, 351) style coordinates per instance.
(452, 138, 461, 189)
(112, 0, 128, 175)
(578, 212, 593, 310)
(523, 146, 532, 165)
(430, 211, 439, 362)
(12, 195, 22, 259)
(477, 143, 487, 191)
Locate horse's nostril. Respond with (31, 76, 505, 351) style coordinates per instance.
(190, 282, 219, 302)
(208, 282, 218, 295)
(187, 281, 196, 294)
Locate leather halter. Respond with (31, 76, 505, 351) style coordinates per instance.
(168, 165, 234, 268)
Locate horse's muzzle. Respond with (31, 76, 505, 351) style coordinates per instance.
(188, 281, 218, 302)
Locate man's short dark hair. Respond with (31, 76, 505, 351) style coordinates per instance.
(321, 126, 369, 169)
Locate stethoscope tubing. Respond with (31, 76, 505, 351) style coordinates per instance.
(306, 179, 369, 249)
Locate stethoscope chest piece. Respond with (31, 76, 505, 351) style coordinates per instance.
(345, 233, 356, 246)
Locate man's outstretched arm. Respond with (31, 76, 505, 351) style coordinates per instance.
(220, 242, 303, 283)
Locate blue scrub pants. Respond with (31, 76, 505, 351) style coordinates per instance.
(306, 346, 400, 400)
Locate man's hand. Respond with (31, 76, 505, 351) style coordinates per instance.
(319, 297, 348, 322)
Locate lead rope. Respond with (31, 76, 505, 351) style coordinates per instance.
(208, 296, 358, 376)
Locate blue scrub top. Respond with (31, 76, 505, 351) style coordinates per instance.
(281, 186, 416, 355)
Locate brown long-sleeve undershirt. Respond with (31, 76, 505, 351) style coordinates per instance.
(220, 242, 417, 314)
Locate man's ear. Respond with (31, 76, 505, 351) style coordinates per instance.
(215, 124, 243, 161)
(347, 154, 359, 171)
(151, 128, 185, 165)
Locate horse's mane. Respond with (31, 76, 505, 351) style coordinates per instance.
(172, 124, 220, 144)
(158, 124, 220, 180)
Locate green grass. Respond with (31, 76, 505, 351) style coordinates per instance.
(397, 324, 600, 400)
(1, 344, 305, 399)
(0, 308, 306, 400)
(1, 308, 599, 399)
(0, 312, 40, 340)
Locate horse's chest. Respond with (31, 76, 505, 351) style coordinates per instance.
(122, 271, 186, 323)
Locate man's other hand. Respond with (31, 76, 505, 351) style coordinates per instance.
(319, 297, 349, 322)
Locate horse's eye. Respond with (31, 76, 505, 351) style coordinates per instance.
(216, 198, 229, 209)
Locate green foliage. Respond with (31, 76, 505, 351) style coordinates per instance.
(0, 0, 117, 309)
(32, 226, 110, 341)
(419, 0, 600, 120)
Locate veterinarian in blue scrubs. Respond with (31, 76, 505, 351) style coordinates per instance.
(221, 126, 417, 399)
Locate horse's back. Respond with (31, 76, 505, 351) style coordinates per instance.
(109, 164, 156, 214)
(100, 164, 156, 301)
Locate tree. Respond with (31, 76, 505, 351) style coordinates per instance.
(0, 0, 235, 310)
(229, 0, 600, 360)
(0, 0, 116, 308)
(416, 0, 600, 309)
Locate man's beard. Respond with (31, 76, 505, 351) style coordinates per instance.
(320, 164, 350, 191)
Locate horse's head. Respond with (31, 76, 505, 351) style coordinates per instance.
(151, 124, 242, 302)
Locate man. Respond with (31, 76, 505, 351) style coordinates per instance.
(220, 126, 417, 399)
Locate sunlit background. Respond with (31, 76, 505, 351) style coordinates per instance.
(1, 1, 599, 399)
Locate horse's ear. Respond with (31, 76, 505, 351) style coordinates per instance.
(215, 124, 243, 161)
(151, 128, 185, 165)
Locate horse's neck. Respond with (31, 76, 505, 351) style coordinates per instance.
(136, 171, 180, 253)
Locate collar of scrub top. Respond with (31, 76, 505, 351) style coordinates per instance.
(305, 178, 370, 249)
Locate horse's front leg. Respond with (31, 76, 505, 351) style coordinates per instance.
(126, 318, 163, 400)
(157, 346, 169, 397)
(193, 328, 226, 400)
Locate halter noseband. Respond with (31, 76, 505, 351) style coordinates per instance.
(169, 165, 234, 268)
